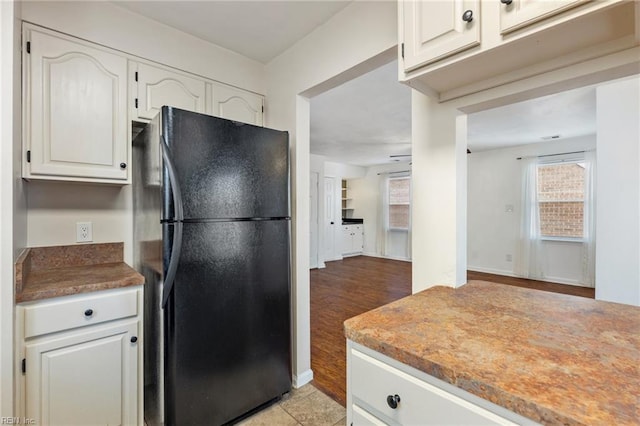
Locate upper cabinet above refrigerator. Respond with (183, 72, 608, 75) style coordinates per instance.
(130, 61, 207, 122)
(22, 23, 266, 185)
(130, 62, 264, 127)
(22, 24, 130, 184)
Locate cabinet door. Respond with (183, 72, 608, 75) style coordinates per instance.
(132, 61, 206, 121)
(24, 25, 128, 182)
(352, 225, 364, 253)
(25, 321, 139, 425)
(499, 0, 587, 34)
(342, 226, 353, 255)
(402, 0, 480, 71)
(209, 82, 264, 126)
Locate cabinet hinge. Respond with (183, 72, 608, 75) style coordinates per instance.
(135, 71, 138, 82)
(261, 105, 264, 114)
(135, 98, 138, 109)
(21, 358, 26, 374)
(26, 150, 31, 163)
(401, 43, 404, 59)
(26, 41, 31, 54)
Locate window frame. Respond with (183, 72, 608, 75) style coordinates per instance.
(536, 159, 586, 242)
(387, 176, 411, 231)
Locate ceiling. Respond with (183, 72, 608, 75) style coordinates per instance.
(113, 1, 597, 166)
(114, 0, 351, 64)
(310, 61, 412, 166)
(467, 86, 596, 152)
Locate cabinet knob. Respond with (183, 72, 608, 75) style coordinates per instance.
(120, 162, 127, 169)
(500, 0, 513, 4)
(462, 10, 473, 22)
(84, 309, 93, 317)
(130, 336, 138, 343)
(386, 394, 401, 409)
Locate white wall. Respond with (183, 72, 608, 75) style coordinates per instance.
(411, 42, 639, 298)
(595, 76, 640, 306)
(467, 136, 596, 285)
(19, 1, 267, 265)
(1, 0, 26, 416)
(265, 0, 397, 386)
(349, 163, 412, 260)
(412, 44, 638, 297)
(411, 92, 467, 292)
(20, 1, 265, 93)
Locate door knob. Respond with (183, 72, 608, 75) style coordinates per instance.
(120, 162, 127, 169)
(387, 394, 401, 409)
(462, 10, 473, 22)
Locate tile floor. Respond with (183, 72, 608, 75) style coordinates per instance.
(237, 384, 346, 426)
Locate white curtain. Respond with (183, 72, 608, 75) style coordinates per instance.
(518, 158, 544, 279)
(376, 175, 388, 257)
(582, 151, 597, 287)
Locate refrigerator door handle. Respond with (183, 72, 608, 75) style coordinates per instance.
(160, 136, 184, 308)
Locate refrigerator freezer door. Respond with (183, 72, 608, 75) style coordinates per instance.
(163, 220, 291, 426)
(161, 107, 289, 221)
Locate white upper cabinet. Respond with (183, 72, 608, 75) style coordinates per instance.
(402, 0, 480, 71)
(499, 0, 586, 34)
(131, 61, 207, 121)
(23, 24, 129, 183)
(399, 0, 637, 101)
(209, 82, 264, 126)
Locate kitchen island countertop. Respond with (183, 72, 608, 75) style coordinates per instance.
(344, 280, 640, 425)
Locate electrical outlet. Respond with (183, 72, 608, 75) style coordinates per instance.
(76, 222, 93, 243)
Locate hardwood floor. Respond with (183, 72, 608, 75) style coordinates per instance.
(467, 270, 595, 298)
(310, 257, 595, 407)
(310, 256, 411, 406)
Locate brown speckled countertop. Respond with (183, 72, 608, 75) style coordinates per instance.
(15, 243, 145, 303)
(344, 281, 640, 425)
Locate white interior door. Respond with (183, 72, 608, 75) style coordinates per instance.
(310, 172, 319, 269)
(324, 177, 337, 262)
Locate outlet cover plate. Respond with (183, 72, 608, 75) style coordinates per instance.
(76, 222, 93, 242)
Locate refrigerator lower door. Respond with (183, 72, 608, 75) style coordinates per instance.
(163, 220, 291, 426)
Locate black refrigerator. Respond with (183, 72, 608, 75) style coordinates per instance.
(132, 106, 291, 425)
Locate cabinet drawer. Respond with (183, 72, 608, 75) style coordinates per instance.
(352, 404, 387, 426)
(23, 289, 139, 338)
(350, 348, 516, 425)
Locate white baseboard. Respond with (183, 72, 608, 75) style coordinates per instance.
(468, 267, 589, 288)
(541, 275, 586, 287)
(363, 252, 412, 262)
(292, 369, 313, 388)
(467, 266, 517, 277)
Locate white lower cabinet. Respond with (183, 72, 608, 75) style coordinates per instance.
(17, 287, 143, 426)
(342, 225, 364, 256)
(347, 341, 539, 426)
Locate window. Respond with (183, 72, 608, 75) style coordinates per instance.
(388, 177, 410, 229)
(536, 161, 585, 239)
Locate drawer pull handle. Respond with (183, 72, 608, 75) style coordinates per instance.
(462, 10, 473, 23)
(386, 394, 401, 409)
(84, 309, 94, 317)
(130, 336, 138, 343)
